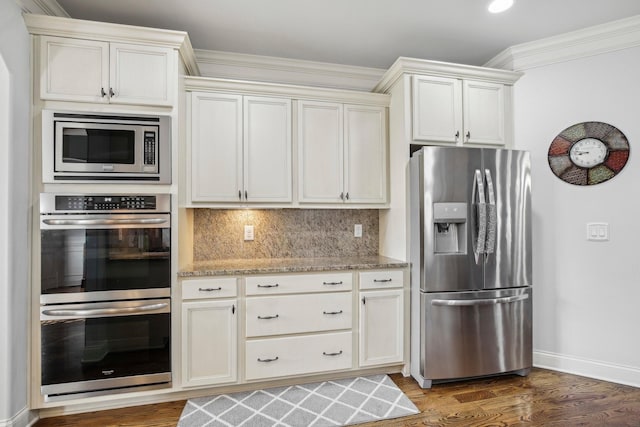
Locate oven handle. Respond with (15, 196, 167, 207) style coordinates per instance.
(42, 218, 168, 226)
(42, 302, 169, 317)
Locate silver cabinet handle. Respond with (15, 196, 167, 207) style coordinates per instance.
(257, 314, 279, 320)
(322, 310, 343, 315)
(199, 287, 222, 292)
(373, 279, 392, 283)
(257, 357, 279, 363)
(244, 190, 248, 200)
(322, 351, 343, 356)
(340, 192, 344, 200)
(43, 218, 167, 226)
(42, 302, 168, 317)
(466, 131, 471, 139)
(431, 294, 529, 307)
(257, 283, 279, 288)
(238, 190, 242, 200)
(345, 192, 350, 200)
(322, 281, 343, 286)
(455, 130, 460, 139)
(100, 87, 107, 98)
(109, 87, 115, 97)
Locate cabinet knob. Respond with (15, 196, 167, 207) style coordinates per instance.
(109, 87, 115, 98)
(345, 192, 350, 200)
(244, 190, 248, 200)
(466, 131, 471, 140)
(339, 192, 344, 201)
(455, 131, 460, 139)
(238, 190, 242, 200)
(100, 88, 107, 98)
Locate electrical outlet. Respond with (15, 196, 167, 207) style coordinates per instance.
(244, 225, 254, 241)
(354, 224, 363, 238)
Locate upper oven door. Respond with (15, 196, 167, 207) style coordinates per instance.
(40, 213, 171, 304)
(54, 121, 159, 174)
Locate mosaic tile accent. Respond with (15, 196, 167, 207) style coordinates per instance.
(177, 374, 419, 427)
(193, 209, 379, 261)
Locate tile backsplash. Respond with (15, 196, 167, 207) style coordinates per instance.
(193, 209, 379, 260)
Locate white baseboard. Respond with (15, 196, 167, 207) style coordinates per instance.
(0, 407, 37, 427)
(534, 350, 640, 388)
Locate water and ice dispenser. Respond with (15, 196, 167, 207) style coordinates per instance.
(433, 202, 467, 254)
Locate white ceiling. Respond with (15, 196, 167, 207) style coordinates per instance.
(55, 0, 640, 68)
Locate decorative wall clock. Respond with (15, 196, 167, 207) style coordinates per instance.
(548, 121, 630, 185)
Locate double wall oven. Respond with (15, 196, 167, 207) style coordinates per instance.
(39, 193, 172, 401)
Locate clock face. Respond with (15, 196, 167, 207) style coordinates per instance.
(568, 138, 608, 168)
(548, 122, 630, 186)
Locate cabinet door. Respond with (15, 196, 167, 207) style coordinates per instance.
(110, 43, 174, 106)
(344, 105, 387, 204)
(40, 36, 109, 103)
(298, 101, 344, 203)
(412, 75, 462, 144)
(463, 80, 505, 146)
(244, 96, 292, 202)
(191, 92, 243, 202)
(359, 289, 403, 367)
(181, 300, 237, 387)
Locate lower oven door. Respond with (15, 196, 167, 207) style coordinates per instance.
(40, 298, 171, 401)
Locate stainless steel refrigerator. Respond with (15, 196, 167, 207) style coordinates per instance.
(409, 146, 532, 388)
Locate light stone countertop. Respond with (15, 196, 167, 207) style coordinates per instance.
(178, 256, 408, 277)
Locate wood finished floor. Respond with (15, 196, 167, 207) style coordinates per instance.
(35, 368, 640, 426)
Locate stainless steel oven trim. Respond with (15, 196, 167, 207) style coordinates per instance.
(41, 288, 171, 305)
(41, 373, 171, 402)
(40, 213, 171, 230)
(40, 298, 171, 320)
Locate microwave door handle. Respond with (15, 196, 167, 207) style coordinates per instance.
(42, 302, 169, 317)
(42, 218, 168, 226)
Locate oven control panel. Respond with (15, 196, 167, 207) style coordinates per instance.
(54, 195, 157, 211)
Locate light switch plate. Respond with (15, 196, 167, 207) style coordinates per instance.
(586, 223, 608, 241)
(244, 225, 254, 241)
(354, 224, 362, 238)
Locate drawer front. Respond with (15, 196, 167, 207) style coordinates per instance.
(245, 273, 352, 295)
(359, 270, 404, 290)
(246, 293, 352, 337)
(245, 332, 352, 380)
(182, 277, 237, 300)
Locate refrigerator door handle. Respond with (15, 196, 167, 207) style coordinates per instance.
(473, 169, 487, 260)
(484, 169, 497, 255)
(431, 293, 529, 307)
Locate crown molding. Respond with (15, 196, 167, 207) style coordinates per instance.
(18, 0, 68, 16)
(373, 57, 522, 94)
(195, 49, 385, 91)
(23, 14, 200, 76)
(184, 76, 390, 106)
(484, 14, 640, 71)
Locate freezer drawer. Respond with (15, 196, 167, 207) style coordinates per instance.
(420, 287, 531, 382)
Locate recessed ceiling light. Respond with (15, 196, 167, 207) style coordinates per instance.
(488, 0, 514, 13)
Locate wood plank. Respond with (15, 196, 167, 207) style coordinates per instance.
(34, 368, 640, 426)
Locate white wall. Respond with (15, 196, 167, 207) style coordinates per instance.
(0, 0, 31, 425)
(513, 46, 640, 386)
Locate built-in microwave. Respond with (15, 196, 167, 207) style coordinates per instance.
(42, 110, 171, 183)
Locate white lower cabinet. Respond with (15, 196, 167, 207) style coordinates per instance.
(359, 270, 405, 367)
(246, 332, 352, 380)
(180, 269, 405, 390)
(181, 278, 238, 388)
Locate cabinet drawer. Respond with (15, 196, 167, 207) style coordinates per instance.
(245, 332, 352, 380)
(245, 273, 352, 295)
(182, 277, 237, 300)
(246, 293, 352, 337)
(359, 270, 404, 290)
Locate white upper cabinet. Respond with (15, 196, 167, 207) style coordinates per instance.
(40, 36, 175, 106)
(298, 100, 387, 205)
(412, 75, 506, 146)
(190, 92, 292, 204)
